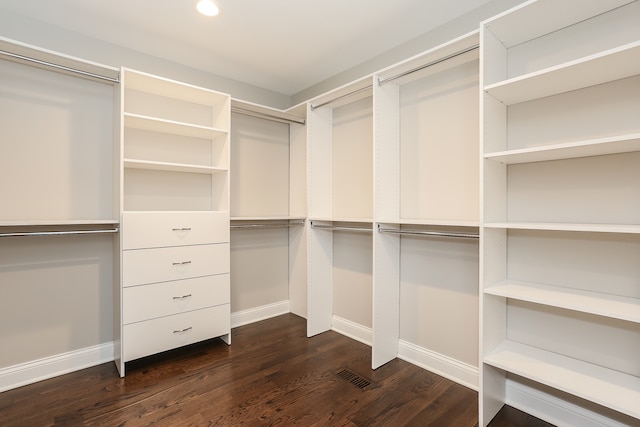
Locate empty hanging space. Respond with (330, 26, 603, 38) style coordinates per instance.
(307, 78, 374, 340)
(229, 103, 307, 322)
(398, 48, 479, 225)
(371, 31, 481, 380)
(0, 43, 119, 383)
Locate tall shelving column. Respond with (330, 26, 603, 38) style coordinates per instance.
(116, 68, 231, 376)
(480, 1, 640, 425)
(373, 32, 480, 375)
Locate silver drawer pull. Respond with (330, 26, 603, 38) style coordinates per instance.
(172, 227, 192, 231)
(172, 261, 192, 266)
(172, 294, 192, 300)
(173, 327, 192, 334)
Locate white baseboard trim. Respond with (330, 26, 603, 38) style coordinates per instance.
(0, 342, 114, 393)
(331, 316, 373, 346)
(506, 379, 632, 427)
(231, 300, 290, 328)
(398, 340, 478, 391)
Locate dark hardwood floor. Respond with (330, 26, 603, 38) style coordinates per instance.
(0, 314, 553, 426)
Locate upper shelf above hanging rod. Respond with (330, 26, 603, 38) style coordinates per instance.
(377, 44, 479, 86)
(310, 85, 373, 110)
(0, 228, 120, 238)
(231, 105, 306, 125)
(311, 222, 373, 233)
(231, 219, 305, 230)
(0, 37, 120, 84)
(377, 225, 478, 239)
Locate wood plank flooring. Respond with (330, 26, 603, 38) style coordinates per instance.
(0, 314, 554, 426)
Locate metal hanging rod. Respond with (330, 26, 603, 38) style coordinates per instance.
(378, 44, 479, 86)
(231, 106, 306, 125)
(310, 85, 372, 110)
(377, 225, 478, 240)
(311, 223, 373, 233)
(231, 220, 305, 230)
(0, 228, 120, 238)
(0, 49, 120, 84)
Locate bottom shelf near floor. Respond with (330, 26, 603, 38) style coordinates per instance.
(484, 340, 640, 420)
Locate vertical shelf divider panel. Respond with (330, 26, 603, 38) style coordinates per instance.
(117, 68, 231, 376)
(480, 1, 640, 425)
(288, 105, 309, 318)
(372, 76, 401, 369)
(479, 19, 509, 425)
(306, 102, 334, 336)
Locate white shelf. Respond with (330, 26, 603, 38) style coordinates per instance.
(231, 216, 305, 221)
(124, 113, 227, 140)
(484, 222, 640, 234)
(484, 133, 640, 164)
(485, 280, 640, 323)
(484, 0, 634, 48)
(375, 31, 479, 86)
(484, 341, 640, 420)
(123, 159, 226, 175)
(0, 219, 118, 227)
(378, 218, 480, 228)
(309, 217, 373, 224)
(484, 41, 640, 105)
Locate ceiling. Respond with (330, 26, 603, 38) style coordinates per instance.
(0, 0, 494, 96)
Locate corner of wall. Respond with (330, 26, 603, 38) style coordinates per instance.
(289, 0, 526, 106)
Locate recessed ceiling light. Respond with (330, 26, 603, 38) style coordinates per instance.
(197, 0, 219, 17)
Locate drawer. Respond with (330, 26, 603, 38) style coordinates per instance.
(122, 211, 229, 249)
(123, 304, 230, 362)
(123, 274, 229, 324)
(122, 243, 229, 287)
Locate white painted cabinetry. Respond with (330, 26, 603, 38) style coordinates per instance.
(115, 69, 231, 376)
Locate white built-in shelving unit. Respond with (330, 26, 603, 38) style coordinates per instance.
(116, 68, 231, 376)
(480, 0, 640, 425)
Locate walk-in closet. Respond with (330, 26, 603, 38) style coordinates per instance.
(0, 0, 638, 425)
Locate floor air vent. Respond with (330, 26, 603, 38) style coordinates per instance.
(337, 369, 371, 389)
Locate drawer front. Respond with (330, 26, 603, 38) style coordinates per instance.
(122, 211, 229, 249)
(122, 243, 229, 287)
(123, 274, 229, 324)
(123, 305, 230, 362)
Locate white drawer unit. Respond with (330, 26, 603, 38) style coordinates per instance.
(122, 211, 229, 249)
(122, 243, 229, 287)
(123, 305, 231, 362)
(122, 274, 230, 324)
